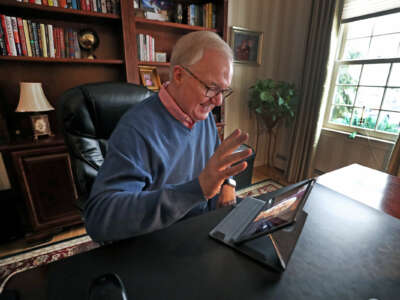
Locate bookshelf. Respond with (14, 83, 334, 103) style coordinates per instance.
(0, 0, 228, 241)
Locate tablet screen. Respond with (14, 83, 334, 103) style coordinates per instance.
(237, 181, 311, 242)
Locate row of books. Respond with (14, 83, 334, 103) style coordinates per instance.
(136, 33, 154, 62)
(188, 3, 216, 29)
(0, 14, 82, 59)
(15, 0, 120, 14)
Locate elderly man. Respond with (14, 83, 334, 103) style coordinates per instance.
(84, 31, 252, 242)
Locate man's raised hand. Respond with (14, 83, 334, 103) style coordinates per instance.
(198, 129, 252, 199)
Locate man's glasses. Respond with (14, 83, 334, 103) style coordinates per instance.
(180, 65, 233, 99)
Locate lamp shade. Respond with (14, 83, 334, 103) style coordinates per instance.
(15, 82, 54, 112)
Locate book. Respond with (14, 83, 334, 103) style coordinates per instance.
(101, 0, 107, 13)
(40, 23, 48, 57)
(71, 0, 77, 9)
(11, 17, 22, 56)
(34, 22, 43, 57)
(23, 19, 32, 56)
(42, 0, 48, 5)
(68, 28, 74, 58)
(59, 0, 67, 8)
(53, 26, 59, 57)
(59, 27, 65, 58)
(0, 22, 7, 56)
(27, 20, 38, 56)
(64, 28, 69, 57)
(48, 0, 54, 6)
(106, 0, 112, 13)
(0, 15, 11, 56)
(35, 0, 42, 4)
(73, 30, 81, 58)
(66, 0, 72, 8)
(48, 24, 55, 58)
(54, 0, 59, 6)
(5, 16, 17, 56)
(16, 17, 28, 56)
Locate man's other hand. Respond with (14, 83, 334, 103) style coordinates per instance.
(199, 129, 252, 199)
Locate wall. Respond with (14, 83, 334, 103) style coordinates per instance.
(226, 0, 312, 168)
(314, 129, 395, 174)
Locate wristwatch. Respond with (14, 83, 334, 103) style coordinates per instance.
(223, 178, 237, 188)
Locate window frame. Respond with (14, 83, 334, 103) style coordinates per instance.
(323, 13, 400, 142)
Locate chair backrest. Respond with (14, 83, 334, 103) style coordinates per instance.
(57, 82, 154, 209)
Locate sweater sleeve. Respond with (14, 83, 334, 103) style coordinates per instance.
(84, 124, 207, 242)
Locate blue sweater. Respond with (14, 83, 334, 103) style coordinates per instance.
(84, 94, 219, 241)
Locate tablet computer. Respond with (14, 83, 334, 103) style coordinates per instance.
(233, 179, 314, 244)
(209, 179, 315, 245)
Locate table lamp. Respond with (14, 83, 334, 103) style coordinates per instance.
(15, 82, 54, 140)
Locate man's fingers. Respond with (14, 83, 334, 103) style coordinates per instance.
(216, 129, 249, 155)
(223, 161, 248, 178)
(217, 148, 252, 170)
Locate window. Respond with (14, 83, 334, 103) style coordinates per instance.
(324, 12, 400, 141)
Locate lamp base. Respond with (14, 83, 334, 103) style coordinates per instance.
(30, 114, 53, 141)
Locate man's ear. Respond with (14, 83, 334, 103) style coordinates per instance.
(172, 65, 184, 84)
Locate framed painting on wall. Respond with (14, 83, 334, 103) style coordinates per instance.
(230, 26, 263, 65)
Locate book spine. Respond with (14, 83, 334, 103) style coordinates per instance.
(105, 0, 112, 13)
(11, 17, 22, 56)
(23, 20, 32, 56)
(59, 0, 67, 8)
(53, 26, 58, 58)
(64, 28, 69, 57)
(48, 24, 55, 58)
(95, 0, 100, 12)
(35, 0, 42, 4)
(5, 16, 17, 56)
(48, 0, 54, 6)
(101, 0, 107, 13)
(71, 0, 77, 9)
(16, 17, 28, 56)
(35, 22, 43, 56)
(0, 15, 11, 56)
(28, 20, 38, 56)
(66, 0, 72, 8)
(40, 23, 48, 57)
(88, 0, 93, 12)
(73, 30, 81, 58)
(68, 29, 74, 58)
(59, 27, 65, 58)
(0, 21, 7, 56)
(212, 3, 216, 29)
(54, 0, 59, 7)
(42, 0, 48, 5)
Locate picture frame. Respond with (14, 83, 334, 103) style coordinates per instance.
(230, 26, 263, 65)
(30, 114, 52, 140)
(138, 65, 162, 91)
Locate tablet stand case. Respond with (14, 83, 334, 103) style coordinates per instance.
(216, 210, 308, 272)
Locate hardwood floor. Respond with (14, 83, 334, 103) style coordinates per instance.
(0, 164, 286, 258)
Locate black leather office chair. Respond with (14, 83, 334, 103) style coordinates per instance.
(57, 82, 154, 210)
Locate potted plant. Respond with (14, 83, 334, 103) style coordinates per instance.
(248, 79, 297, 167)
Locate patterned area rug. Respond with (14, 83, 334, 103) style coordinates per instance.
(0, 179, 282, 292)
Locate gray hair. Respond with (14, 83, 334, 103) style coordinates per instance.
(169, 31, 233, 80)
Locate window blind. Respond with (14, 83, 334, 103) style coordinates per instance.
(342, 0, 400, 21)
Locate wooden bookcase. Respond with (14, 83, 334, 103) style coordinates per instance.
(0, 0, 228, 240)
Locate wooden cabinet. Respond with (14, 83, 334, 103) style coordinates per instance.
(11, 145, 81, 232)
(0, 0, 228, 239)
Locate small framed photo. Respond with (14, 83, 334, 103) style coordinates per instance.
(230, 26, 263, 65)
(138, 65, 162, 91)
(30, 114, 53, 140)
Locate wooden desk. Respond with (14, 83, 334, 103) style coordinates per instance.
(317, 164, 400, 219)
(4, 165, 400, 299)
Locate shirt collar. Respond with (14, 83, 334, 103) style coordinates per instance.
(158, 82, 195, 129)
